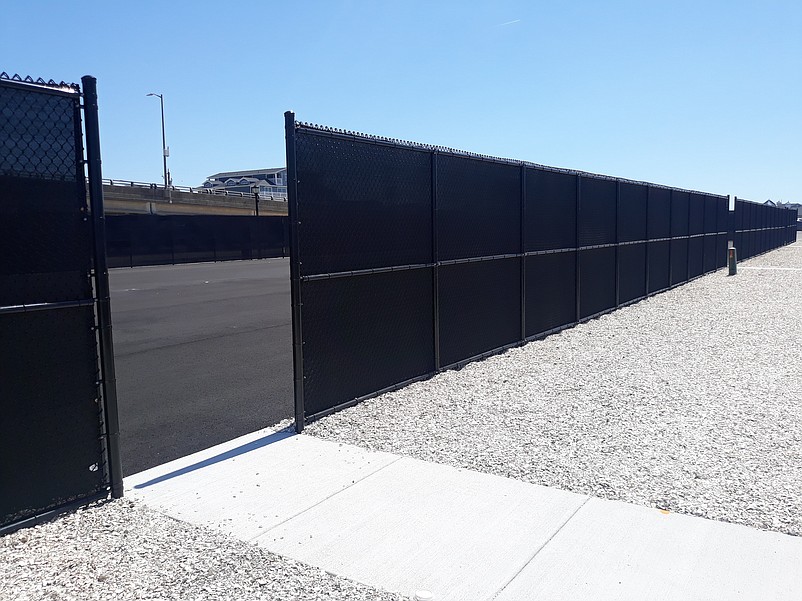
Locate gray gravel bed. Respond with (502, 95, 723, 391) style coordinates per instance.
(308, 241, 802, 536)
(1, 499, 408, 601)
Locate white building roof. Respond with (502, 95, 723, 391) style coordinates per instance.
(207, 167, 286, 180)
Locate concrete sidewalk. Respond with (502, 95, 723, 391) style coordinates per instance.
(125, 427, 802, 600)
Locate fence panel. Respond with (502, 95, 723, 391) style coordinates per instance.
(525, 168, 576, 251)
(702, 195, 718, 273)
(525, 252, 577, 336)
(301, 269, 434, 418)
(297, 133, 432, 275)
(618, 244, 647, 304)
(287, 115, 791, 428)
(577, 176, 617, 318)
(580, 247, 617, 318)
(439, 258, 521, 366)
(617, 182, 648, 305)
(105, 214, 288, 267)
(670, 191, 690, 286)
(0, 75, 119, 532)
(438, 155, 519, 260)
(578, 176, 617, 247)
(618, 182, 648, 243)
(172, 216, 217, 264)
(717, 198, 729, 268)
(688, 193, 705, 277)
(732, 197, 793, 261)
(1, 308, 103, 524)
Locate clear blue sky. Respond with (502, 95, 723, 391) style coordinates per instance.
(3, 1, 800, 202)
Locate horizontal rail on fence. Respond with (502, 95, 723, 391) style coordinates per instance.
(302, 262, 433, 281)
(0, 298, 95, 315)
(299, 236, 735, 282)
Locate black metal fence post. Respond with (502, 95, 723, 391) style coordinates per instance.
(520, 164, 526, 339)
(285, 111, 305, 433)
(645, 185, 651, 294)
(615, 180, 620, 307)
(667, 190, 674, 288)
(82, 75, 123, 499)
(575, 176, 582, 322)
(169, 217, 176, 265)
(686, 189, 691, 282)
(431, 151, 441, 371)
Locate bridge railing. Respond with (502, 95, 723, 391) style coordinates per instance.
(100, 178, 288, 201)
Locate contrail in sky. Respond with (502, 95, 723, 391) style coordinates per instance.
(497, 19, 521, 26)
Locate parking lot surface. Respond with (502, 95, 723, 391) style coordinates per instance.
(111, 259, 292, 475)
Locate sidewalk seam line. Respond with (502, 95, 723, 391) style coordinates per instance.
(489, 495, 592, 600)
(250, 453, 404, 541)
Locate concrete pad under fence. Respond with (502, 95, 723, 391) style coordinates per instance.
(124, 428, 398, 541)
(494, 497, 802, 601)
(259, 456, 588, 601)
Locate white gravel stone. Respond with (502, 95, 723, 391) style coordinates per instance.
(0, 499, 408, 600)
(308, 239, 802, 537)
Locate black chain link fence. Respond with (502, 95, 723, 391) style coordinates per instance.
(733, 198, 797, 258)
(0, 74, 117, 533)
(105, 214, 289, 268)
(286, 116, 795, 427)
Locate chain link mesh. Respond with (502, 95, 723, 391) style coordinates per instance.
(0, 82, 79, 181)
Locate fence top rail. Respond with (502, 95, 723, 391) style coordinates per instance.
(0, 72, 80, 96)
(294, 120, 730, 200)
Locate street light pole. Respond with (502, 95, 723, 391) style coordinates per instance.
(146, 93, 169, 200)
(251, 185, 260, 216)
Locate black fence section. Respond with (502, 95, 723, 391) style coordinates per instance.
(105, 214, 289, 268)
(0, 74, 121, 533)
(286, 115, 794, 427)
(732, 198, 797, 260)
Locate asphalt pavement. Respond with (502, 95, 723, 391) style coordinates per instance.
(110, 259, 292, 476)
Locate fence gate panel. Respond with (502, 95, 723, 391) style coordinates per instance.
(0, 74, 120, 532)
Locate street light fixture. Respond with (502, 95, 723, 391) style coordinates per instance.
(146, 93, 169, 199)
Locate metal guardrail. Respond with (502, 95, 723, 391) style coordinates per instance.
(100, 178, 288, 201)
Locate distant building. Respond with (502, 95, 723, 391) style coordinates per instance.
(202, 168, 287, 198)
(775, 201, 802, 217)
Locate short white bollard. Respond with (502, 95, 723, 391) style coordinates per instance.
(415, 591, 434, 601)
